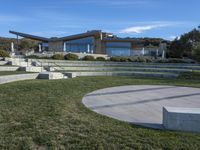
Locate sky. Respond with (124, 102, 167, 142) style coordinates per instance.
(0, 0, 199, 40)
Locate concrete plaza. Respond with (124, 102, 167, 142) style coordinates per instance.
(82, 85, 200, 129)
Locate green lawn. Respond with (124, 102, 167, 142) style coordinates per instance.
(0, 76, 200, 149)
(0, 71, 29, 76)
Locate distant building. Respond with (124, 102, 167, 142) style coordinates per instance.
(9, 30, 167, 57)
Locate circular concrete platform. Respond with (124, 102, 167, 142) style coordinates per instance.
(82, 85, 200, 129)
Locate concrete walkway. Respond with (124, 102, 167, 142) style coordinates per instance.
(82, 85, 200, 129)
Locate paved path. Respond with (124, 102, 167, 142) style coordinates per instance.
(82, 85, 200, 129)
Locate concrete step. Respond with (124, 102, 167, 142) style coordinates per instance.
(42, 63, 200, 70)
(64, 71, 179, 79)
(28, 59, 200, 66)
(29, 59, 200, 68)
(0, 61, 9, 65)
(20, 66, 46, 73)
(51, 66, 192, 73)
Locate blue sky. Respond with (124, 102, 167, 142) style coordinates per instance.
(0, 0, 199, 40)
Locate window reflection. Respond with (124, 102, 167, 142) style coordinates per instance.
(106, 42, 131, 56)
(64, 37, 94, 53)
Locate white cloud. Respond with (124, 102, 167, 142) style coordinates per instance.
(169, 35, 180, 40)
(120, 21, 184, 34)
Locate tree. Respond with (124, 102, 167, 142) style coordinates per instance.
(168, 26, 200, 58)
(19, 39, 38, 51)
(169, 39, 185, 58)
(192, 42, 200, 62)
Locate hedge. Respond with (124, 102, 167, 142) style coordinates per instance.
(52, 54, 64, 60)
(82, 55, 95, 61)
(96, 57, 106, 61)
(64, 53, 79, 60)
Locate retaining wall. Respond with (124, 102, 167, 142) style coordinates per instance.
(0, 73, 39, 84)
(0, 66, 20, 71)
(163, 107, 200, 133)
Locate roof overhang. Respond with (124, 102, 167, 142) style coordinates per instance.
(58, 30, 101, 41)
(9, 30, 102, 42)
(9, 31, 50, 42)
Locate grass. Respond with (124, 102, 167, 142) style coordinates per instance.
(0, 71, 30, 76)
(0, 76, 200, 149)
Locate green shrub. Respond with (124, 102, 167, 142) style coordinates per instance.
(64, 53, 79, 60)
(110, 57, 121, 62)
(137, 57, 146, 62)
(26, 55, 51, 59)
(52, 54, 64, 60)
(25, 55, 40, 59)
(82, 55, 95, 61)
(39, 56, 51, 59)
(119, 57, 129, 62)
(96, 57, 106, 61)
(155, 58, 196, 63)
(110, 56, 130, 62)
(192, 43, 200, 62)
(0, 50, 10, 58)
(155, 59, 169, 63)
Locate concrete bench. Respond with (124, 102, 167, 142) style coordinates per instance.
(163, 107, 200, 133)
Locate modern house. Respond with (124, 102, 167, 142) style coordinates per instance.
(9, 30, 167, 57)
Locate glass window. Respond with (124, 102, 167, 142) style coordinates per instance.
(64, 37, 94, 53)
(42, 42, 48, 47)
(106, 42, 131, 56)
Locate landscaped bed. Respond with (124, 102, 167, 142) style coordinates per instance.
(0, 76, 200, 149)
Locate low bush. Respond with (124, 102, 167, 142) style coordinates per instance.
(39, 56, 51, 59)
(155, 58, 196, 63)
(52, 54, 64, 60)
(0, 50, 10, 58)
(64, 53, 79, 60)
(110, 56, 154, 63)
(110, 57, 121, 62)
(168, 58, 186, 63)
(82, 55, 95, 61)
(136, 57, 147, 62)
(119, 57, 130, 62)
(96, 57, 106, 61)
(110, 56, 130, 62)
(25, 55, 40, 59)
